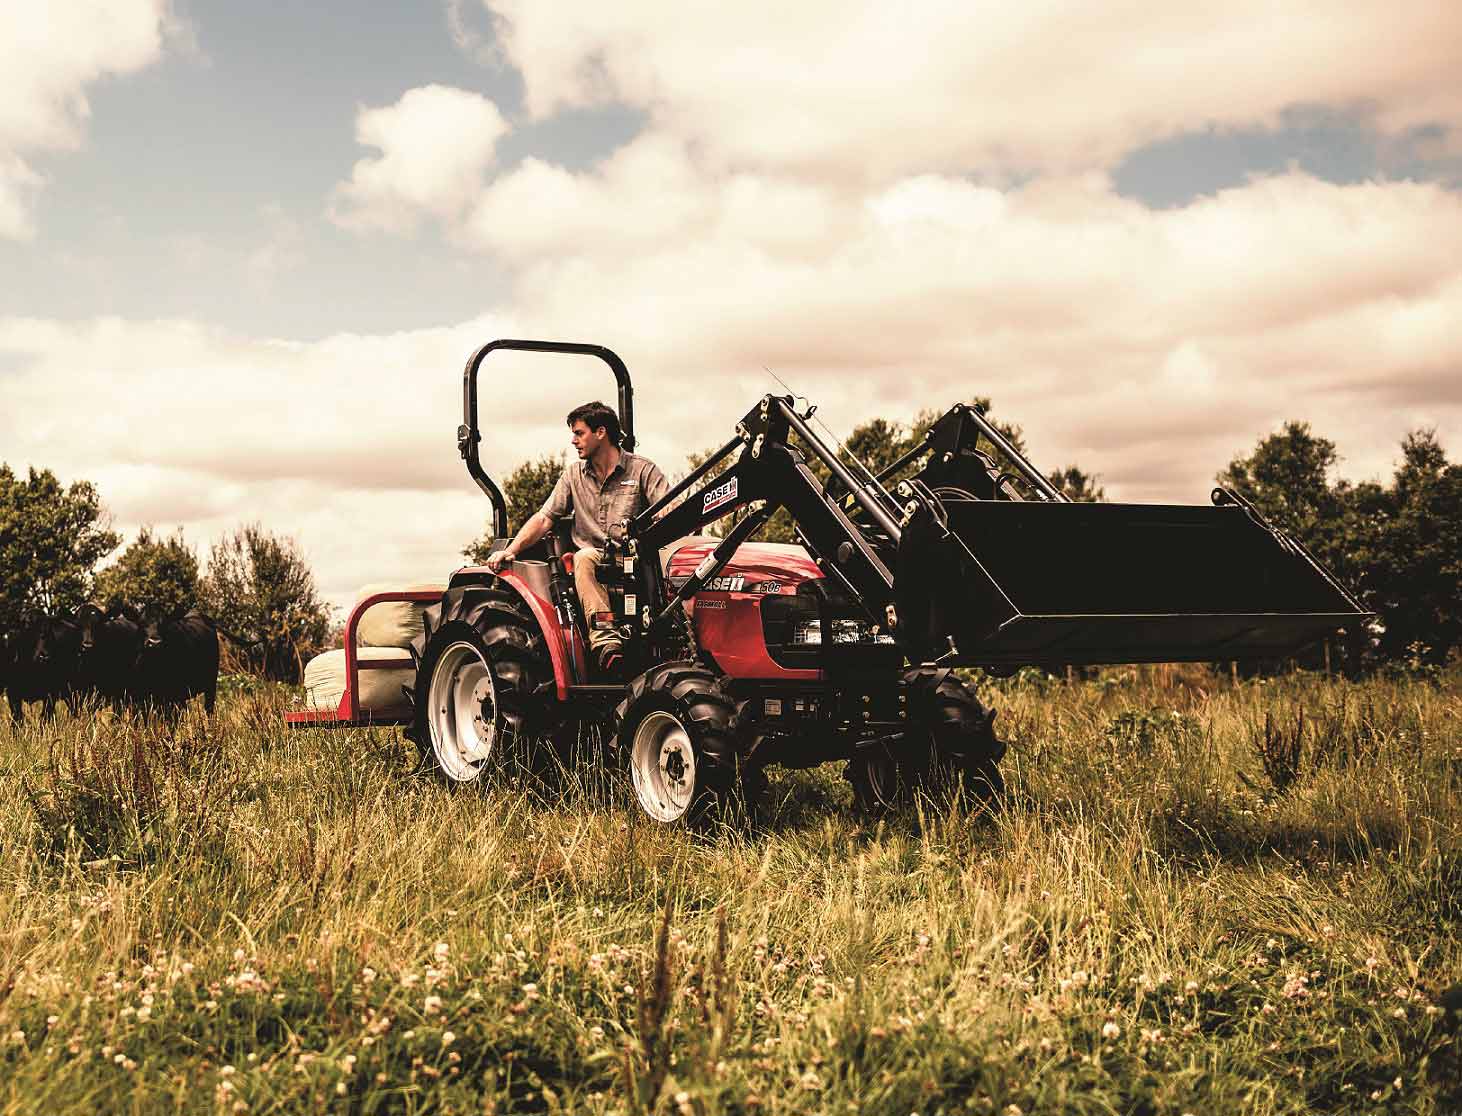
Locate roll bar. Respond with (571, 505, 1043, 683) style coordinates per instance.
(459, 339, 636, 537)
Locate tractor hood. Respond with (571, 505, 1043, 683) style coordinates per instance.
(663, 538, 822, 593)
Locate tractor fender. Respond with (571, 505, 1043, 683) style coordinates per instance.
(448, 567, 580, 700)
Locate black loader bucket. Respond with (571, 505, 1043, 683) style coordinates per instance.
(895, 490, 1368, 667)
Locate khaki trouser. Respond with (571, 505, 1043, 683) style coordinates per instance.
(573, 548, 621, 657)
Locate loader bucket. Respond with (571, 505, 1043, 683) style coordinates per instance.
(895, 494, 1367, 666)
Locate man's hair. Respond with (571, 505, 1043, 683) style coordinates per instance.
(566, 401, 622, 447)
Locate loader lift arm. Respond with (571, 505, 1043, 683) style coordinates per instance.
(629, 394, 1369, 668)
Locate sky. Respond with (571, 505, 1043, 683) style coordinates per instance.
(2, 1, 1460, 614)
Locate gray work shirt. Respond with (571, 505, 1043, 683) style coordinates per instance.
(540, 451, 670, 551)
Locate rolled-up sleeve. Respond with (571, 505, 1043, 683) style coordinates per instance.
(539, 469, 573, 521)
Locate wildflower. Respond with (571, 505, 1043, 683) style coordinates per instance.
(423, 995, 443, 1015)
(589, 1026, 604, 1042)
(233, 949, 246, 963)
(433, 942, 449, 963)
(1070, 970, 1090, 989)
(1005, 1106, 1024, 1116)
(1101, 1021, 1121, 1039)
(441, 1031, 456, 1047)
(361, 967, 377, 984)
(136, 1007, 152, 1023)
(1365, 956, 1381, 971)
(1392, 1007, 1407, 1019)
(1281, 974, 1309, 999)
(219, 1065, 236, 1077)
(522, 983, 540, 1000)
(800, 1069, 823, 1090)
(1184, 980, 1199, 996)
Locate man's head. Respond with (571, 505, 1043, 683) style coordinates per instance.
(566, 401, 622, 459)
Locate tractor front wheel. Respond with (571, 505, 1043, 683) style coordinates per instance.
(616, 663, 745, 826)
(408, 586, 552, 785)
(845, 668, 1005, 813)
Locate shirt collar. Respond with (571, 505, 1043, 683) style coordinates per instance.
(583, 450, 630, 482)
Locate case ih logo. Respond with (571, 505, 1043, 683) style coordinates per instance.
(702, 476, 738, 514)
(704, 575, 744, 592)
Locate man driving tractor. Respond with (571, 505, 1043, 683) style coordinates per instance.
(485, 401, 668, 672)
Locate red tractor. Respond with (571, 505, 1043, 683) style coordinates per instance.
(291, 339, 1367, 824)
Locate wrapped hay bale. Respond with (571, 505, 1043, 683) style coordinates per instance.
(354, 583, 443, 648)
(302, 647, 415, 715)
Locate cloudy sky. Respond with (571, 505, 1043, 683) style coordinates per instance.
(3, 2, 1460, 613)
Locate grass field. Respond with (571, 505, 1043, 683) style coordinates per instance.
(1, 666, 1458, 1114)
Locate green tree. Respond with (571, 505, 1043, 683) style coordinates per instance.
(1047, 465, 1106, 502)
(94, 527, 200, 622)
(200, 524, 331, 682)
(1218, 423, 1462, 668)
(0, 464, 119, 629)
(463, 452, 566, 563)
(1359, 430, 1462, 664)
(1217, 421, 1344, 541)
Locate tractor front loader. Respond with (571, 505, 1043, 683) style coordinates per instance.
(299, 339, 1369, 825)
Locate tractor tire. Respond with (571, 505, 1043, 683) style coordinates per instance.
(407, 585, 553, 785)
(615, 662, 747, 827)
(845, 667, 1005, 813)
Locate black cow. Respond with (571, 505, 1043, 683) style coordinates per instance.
(138, 609, 220, 714)
(6, 612, 81, 720)
(76, 601, 146, 709)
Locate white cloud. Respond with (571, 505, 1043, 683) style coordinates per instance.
(330, 84, 511, 233)
(483, 1, 1462, 179)
(0, 0, 170, 238)
(7, 165, 1462, 610)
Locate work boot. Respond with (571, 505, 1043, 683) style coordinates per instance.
(597, 642, 626, 679)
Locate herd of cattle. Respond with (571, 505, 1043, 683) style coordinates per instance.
(0, 603, 228, 721)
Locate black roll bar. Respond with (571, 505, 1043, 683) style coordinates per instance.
(459, 339, 636, 538)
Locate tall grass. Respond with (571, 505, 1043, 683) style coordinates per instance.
(0, 667, 1457, 1114)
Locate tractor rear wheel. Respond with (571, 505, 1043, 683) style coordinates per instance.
(845, 668, 1004, 813)
(615, 662, 745, 826)
(407, 585, 552, 785)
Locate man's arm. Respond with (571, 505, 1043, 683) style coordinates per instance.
(642, 460, 670, 510)
(485, 469, 571, 571)
(484, 511, 553, 571)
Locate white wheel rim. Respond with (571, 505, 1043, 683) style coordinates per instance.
(630, 710, 696, 822)
(427, 641, 498, 782)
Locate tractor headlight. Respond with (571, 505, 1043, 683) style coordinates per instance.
(791, 619, 895, 645)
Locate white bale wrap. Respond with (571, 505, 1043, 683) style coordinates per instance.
(302, 647, 415, 715)
(354, 583, 444, 648)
